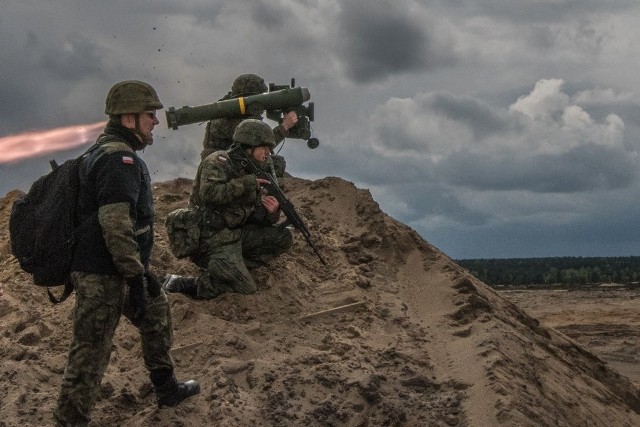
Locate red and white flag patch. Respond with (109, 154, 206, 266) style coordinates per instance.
(122, 156, 134, 165)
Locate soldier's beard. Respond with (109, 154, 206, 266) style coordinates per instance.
(134, 126, 153, 148)
(138, 131, 154, 146)
(131, 114, 154, 148)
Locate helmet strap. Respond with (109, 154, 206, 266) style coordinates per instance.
(239, 149, 257, 172)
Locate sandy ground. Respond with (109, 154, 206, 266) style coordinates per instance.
(1, 175, 640, 426)
(500, 286, 640, 389)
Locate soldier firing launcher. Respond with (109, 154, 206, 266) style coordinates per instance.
(165, 79, 319, 149)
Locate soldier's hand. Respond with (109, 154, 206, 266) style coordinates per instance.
(257, 178, 271, 189)
(127, 275, 146, 320)
(261, 195, 280, 213)
(281, 111, 298, 131)
(145, 271, 162, 298)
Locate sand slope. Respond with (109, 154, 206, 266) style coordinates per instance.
(1, 176, 639, 426)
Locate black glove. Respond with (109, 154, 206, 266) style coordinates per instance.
(127, 275, 145, 320)
(145, 271, 162, 298)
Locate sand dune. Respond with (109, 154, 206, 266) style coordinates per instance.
(1, 176, 639, 426)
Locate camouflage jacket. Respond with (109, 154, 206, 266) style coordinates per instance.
(189, 149, 279, 232)
(72, 122, 152, 278)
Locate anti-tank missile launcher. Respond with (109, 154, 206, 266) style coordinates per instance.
(165, 80, 318, 149)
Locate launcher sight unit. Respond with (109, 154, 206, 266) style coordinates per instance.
(165, 78, 319, 149)
(265, 79, 318, 149)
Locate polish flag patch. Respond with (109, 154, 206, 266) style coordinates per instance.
(217, 155, 227, 162)
(122, 156, 134, 165)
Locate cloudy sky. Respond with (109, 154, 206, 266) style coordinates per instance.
(2, 0, 640, 259)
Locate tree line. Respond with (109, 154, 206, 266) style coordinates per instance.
(455, 256, 640, 287)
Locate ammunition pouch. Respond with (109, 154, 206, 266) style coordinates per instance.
(165, 208, 203, 259)
(205, 211, 228, 234)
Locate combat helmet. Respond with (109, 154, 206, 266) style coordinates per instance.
(233, 119, 275, 148)
(231, 74, 268, 97)
(105, 80, 163, 115)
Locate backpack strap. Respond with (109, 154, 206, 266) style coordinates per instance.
(79, 138, 135, 183)
(47, 280, 74, 304)
(95, 134, 135, 153)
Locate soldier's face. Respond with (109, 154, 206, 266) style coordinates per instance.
(121, 112, 159, 146)
(250, 146, 271, 163)
(138, 111, 159, 145)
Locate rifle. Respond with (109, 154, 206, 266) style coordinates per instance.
(242, 153, 327, 265)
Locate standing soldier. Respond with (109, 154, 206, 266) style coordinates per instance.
(54, 80, 200, 426)
(201, 73, 299, 177)
(164, 119, 293, 299)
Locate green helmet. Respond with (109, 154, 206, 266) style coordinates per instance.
(233, 119, 275, 148)
(104, 80, 163, 115)
(231, 74, 268, 97)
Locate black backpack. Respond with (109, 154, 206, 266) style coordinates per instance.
(9, 145, 98, 303)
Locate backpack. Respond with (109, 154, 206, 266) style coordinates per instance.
(165, 208, 202, 259)
(9, 145, 98, 303)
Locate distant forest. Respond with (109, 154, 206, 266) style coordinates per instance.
(455, 256, 640, 286)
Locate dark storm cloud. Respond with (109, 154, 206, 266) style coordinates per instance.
(460, 0, 632, 23)
(181, 3, 225, 25)
(437, 200, 640, 259)
(0, 24, 39, 133)
(426, 92, 509, 140)
(367, 91, 510, 158)
(441, 144, 638, 193)
(525, 19, 609, 56)
(0, 7, 111, 134)
(31, 32, 107, 80)
(363, 79, 638, 197)
(0, 81, 37, 135)
(337, 0, 450, 83)
(246, 2, 320, 53)
(249, 2, 287, 29)
(436, 217, 640, 259)
(378, 181, 489, 226)
(293, 139, 428, 186)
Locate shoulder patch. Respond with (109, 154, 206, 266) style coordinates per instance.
(217, 155, 228, 162)
(122, 156, 134, 165)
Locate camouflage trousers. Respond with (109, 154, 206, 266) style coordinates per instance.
(190, 223, 293, 299)
(54, 272, 174, 426)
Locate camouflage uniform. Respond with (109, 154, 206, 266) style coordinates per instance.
(55, 272, 174, 425)
(54, 82, 198, 426)
(201, 74, 288, 176)
(186, 147, 292, 299)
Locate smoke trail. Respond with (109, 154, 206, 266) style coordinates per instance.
(0, 121, 107, 164)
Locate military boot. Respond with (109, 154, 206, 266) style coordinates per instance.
(151, 369, 200, 408)
(162, 274, 198, 297)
